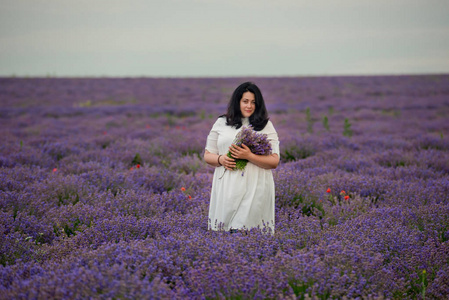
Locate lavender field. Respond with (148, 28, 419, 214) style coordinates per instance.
(1, 75, 449, 299)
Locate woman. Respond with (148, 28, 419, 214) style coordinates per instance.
(204, 82, 280, 233)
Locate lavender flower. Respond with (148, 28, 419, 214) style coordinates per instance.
(1, 75, 449, 298)
(227, 125, 272, 170)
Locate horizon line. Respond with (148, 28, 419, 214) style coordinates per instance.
(1, 72, 448, 79)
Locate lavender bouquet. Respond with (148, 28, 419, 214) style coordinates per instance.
(227, 125, 272, 170)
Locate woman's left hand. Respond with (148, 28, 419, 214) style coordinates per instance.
(229, 144, 252, 160)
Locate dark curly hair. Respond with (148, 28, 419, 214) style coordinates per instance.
(224, 82, 269, 131)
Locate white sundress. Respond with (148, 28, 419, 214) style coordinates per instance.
(205, 117, 280, 232)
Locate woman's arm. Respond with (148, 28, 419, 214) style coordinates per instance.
(228, 144, 280, 169)
(204, 150, 236, 170)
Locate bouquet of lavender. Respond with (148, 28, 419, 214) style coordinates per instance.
(227, 125, 272, 170)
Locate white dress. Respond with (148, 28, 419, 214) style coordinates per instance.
(205, 117, 280, 232)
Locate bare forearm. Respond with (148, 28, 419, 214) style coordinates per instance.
(204, 151, 221, 167)
(205, 149, 278, 170)
(228, 144, 279, 169)
(247, 153, 279, 169)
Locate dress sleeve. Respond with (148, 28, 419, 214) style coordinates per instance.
(205, 118, 221, 154)
(265, 121, 280, 156)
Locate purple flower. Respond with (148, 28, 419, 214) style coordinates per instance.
(227, 125, 272, 170)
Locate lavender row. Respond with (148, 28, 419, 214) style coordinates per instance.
(1, 75, 449, 298)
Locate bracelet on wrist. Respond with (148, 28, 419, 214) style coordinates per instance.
(217, 155, 222, 166)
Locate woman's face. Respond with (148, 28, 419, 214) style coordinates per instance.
(240, 91, 256, 118)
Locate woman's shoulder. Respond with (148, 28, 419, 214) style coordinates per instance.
(211, 115, 227, 127)
(262, 119, 277, 132)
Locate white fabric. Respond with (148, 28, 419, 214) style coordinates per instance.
(205, 117, 280, 232)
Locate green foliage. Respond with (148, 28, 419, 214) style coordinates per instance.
(54, 218, 81, 237)
(105, 121, 120, 129)
(305, 107, 314, 133)
(381, 109, 401, 117)
(440, 229, 448, 243)
(280, 144, 315, 162)
(227, 152, 248, 170)
(343, 118, 353, 137)
(288, 279, 330, 299)
(288, 279, 316, 299)
(132, 153, 142, 166)
(294, 194, 324, 218)
(77, 100, 92, 107)
(322, 115, 329, 131)
(13, 207, 18, 220)
(180, 147, 202, 156)
(166, 114, 175, 126)
(57, 190, 80, 206)
(403, 269, 429, 299)
(421, 269, 428, 299)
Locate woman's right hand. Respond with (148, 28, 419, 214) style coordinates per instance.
(220, 154, 236, 170)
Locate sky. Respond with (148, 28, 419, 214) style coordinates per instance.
(1, 0, 449, 77)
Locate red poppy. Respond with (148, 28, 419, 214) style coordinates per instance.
(52, 168, 57, 172)
(181, 187, 186, 192)
(340, 190, 346, 194)
(344, 195, 350, 200)
(188, 195, 192, 199)
(326, 188, 331, 193)
(136, 164, 140, 168)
